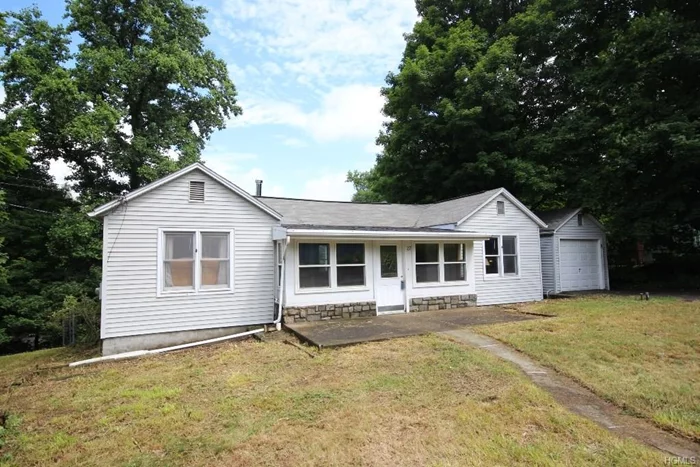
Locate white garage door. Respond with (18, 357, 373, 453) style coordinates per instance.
(559, 239, 601, 291)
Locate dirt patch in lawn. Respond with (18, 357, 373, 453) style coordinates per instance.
(0, 334, 661, 466)
(481, 295, 700, 442)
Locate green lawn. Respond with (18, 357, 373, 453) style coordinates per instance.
(0, 334, 660, 466)
(481, 295, 700, 442)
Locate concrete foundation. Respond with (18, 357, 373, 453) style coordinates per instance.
(101, 325, 256, 356)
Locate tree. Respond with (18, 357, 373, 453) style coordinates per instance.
(0, 0, 242, 352)
(364, 0, 555, 205)
(362, 0, 699, 249)
(1, 0, 241, 196)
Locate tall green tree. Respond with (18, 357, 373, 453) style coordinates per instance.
(1, 0, 241, 196)
(0, 0, 242, 351)
(358, 0, 699, 248)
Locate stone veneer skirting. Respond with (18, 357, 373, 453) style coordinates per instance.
(410, 294, 477, 312)
(284, 301, 377, 323)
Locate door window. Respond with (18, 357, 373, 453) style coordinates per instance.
(380, 245, 398, 278)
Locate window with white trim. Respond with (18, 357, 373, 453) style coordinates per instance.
(415, 243, 440, 283)
(484, 235, 518, 276)
(502, 236, 518, 274)
(415, 243, 467, 283)
(485, 237, 500, 275)
(497, 200, 505, 215)
(161, 230, 231, 292)
(297, 242, 367, 289)
(444, 243, 467, 281)
(298, 243, 331, 288)
(577, 213, 584, 226)
(336, 243, 365, 287)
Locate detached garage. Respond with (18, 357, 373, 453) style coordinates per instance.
(536, 208, 610, 294)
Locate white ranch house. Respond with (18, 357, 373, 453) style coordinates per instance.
(90, 163, 609, 355)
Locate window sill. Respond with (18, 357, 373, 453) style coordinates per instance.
(413, 281, 469, 288)
(295, 286, 370, 295)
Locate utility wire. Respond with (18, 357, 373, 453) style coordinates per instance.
(5, 203, 57, 215)
(0, 181, 59, 191)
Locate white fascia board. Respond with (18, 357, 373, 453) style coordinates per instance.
(88, 162, 282, 220)
(285, 228, 492, 240)
(456, 188, 549, 229)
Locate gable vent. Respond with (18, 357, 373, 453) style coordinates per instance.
(189, 181, 205, 202)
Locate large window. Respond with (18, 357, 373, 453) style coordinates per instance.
(298, 242, 366, 289)
(299, 243, 330, 288)
(336, 243, 365, 287)
(415, 243, 467, 284)
(161, 230, 232, 294)
(485, 237, 500, 275)
(484, 235, 518, 276)
(444, 243, 466, 281)
(415, 243, 439, 283)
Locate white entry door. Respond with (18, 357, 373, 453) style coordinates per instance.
(559, 239, 602, 291)
(375, 243, 405, 314)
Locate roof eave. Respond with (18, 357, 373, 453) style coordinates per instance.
(455, 188, 549, 229)
(284, 227, 493, 240)
(87, 163, 282, 220)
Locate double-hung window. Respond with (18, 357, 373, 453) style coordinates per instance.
(415, 243, 467, 284)
(298, 242, 366, 289)
(336, 243, 366, 286)
(484, 235, 518, 276)
(443, 243, 467, 281)
(415, 244, 440, 283)
(161, 230, 232, 294)
(298, 243, 331, 288)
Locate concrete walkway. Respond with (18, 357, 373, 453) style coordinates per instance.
(442, 329, 700, 458)
(285, 307, 536, 348)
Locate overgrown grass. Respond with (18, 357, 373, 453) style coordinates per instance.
(482, 295, 700, 441)
(0, 335, 661, 465)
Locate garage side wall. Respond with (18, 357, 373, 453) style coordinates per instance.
(554, 213, 609, 292)
(540, 235, 555, 293)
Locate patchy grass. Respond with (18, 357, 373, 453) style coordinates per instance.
(482, 295, 700, 441)
(0, 335, 661, 465)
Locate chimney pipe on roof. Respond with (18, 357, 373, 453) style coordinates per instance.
(255, 179, 263, 197)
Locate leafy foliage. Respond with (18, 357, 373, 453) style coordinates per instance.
(0, 0, 239, 353)
(354, 0, 700, 250)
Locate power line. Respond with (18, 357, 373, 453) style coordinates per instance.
(106, 198, 128, 262)
(5, 203, 57, 215)
(0, 181, 59, 191)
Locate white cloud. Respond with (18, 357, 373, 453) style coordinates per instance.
(215, 0, 417, 86)
(201, 147, 284, 196)
(277, 136, 307, 148)
(234, 84, 386, 142)
(298, 172, 354, 201)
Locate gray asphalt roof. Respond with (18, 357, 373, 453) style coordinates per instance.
(534, 208, 580, 232)
(258, 188, 502, 229)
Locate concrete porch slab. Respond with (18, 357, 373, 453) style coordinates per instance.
(284, 307, 538, 348)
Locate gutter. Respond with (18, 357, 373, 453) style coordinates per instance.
(284, 228, 492, 240)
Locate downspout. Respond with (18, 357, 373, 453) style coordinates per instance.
(273, 236, 290, 331)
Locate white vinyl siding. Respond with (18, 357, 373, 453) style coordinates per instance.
(550, 213, 609, 293)
(540, 236, 555, 293)
(101, 170, 278, 339)
(459, 194, 543, 305)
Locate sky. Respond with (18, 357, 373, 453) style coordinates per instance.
(5, 0, 419, 200)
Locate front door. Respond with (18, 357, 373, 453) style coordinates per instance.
(375, 243, 405, 314)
